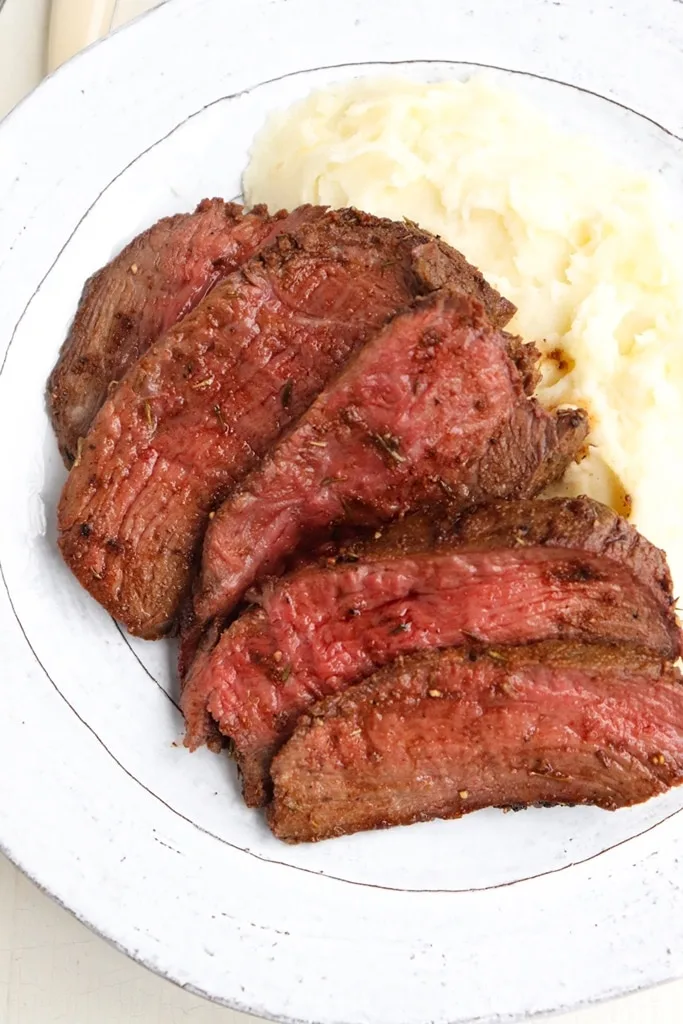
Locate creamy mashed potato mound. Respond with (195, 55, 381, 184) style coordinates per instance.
(245, 76, 683, 591)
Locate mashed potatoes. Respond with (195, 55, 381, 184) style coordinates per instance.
(244, 76, 683, 592)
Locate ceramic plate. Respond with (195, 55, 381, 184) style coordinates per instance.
(3, 1, 683, 1021)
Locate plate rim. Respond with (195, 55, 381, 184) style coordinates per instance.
(2, 1, 683, 1021)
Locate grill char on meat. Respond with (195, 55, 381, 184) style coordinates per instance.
(269, 643, 683, 843)
(194, 293, 588, 630)
(48, 200, 310, 465)
(180, 496, 679, 807)
(58, 209, 514, 639)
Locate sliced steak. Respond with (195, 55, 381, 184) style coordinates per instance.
(269, 643, 683, 843)
(352, 495, 677, 601)
(48, 200, 305, 465)
(58, 209, 514, 638)
(194, 292, 588, 628)
(181, 496, 679, 807)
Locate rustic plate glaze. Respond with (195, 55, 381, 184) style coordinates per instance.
(2, 1, 683, 1021)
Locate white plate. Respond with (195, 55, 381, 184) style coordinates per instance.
(2, 1, 683, 1021)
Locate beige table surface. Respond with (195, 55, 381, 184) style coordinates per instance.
(2, 1, 683, 1021)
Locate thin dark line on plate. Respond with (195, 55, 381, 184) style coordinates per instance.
(3, 56, 681, 378)
(2, 58, 683, 898)
(2, 546, 681, 894)
(114, 620, 182, 712)
(1, 789, 679, 1024)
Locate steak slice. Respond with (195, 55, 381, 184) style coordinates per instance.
(181, 496, 680, 807)
(356, 494, 678, 600)
(48, 200, 303, 465)
(194, 292, 588, 628)
(269, 643, 683, 843)
(58, 209, 514, 639)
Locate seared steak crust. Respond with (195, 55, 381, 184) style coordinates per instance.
(195, 293, 587, 628)
(356, 495, 677, 608)
(58, 209, 512, 637)
(181, 497, 679, 807)
(269, 643, 683, 842)
(48, 200, 299, 465)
